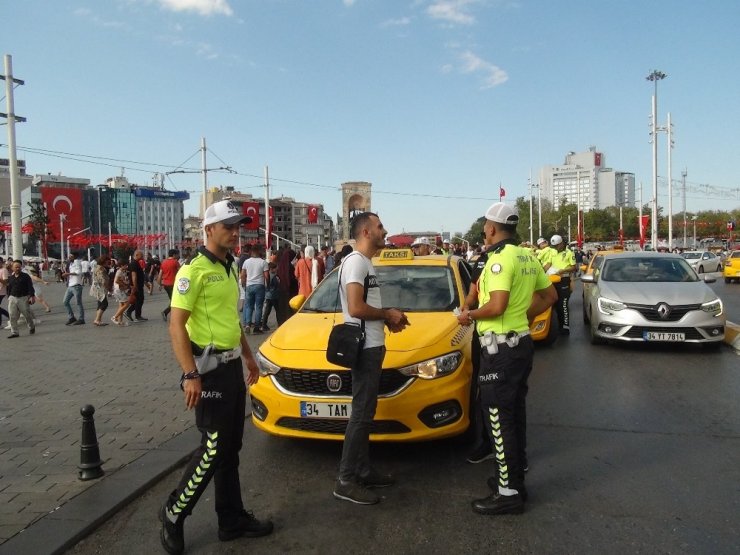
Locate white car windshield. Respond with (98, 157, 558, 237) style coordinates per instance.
(601, 257, 699, 283)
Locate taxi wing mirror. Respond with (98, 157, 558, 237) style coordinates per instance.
(580, 274, 595, 284)
(289, 294, 306, 312)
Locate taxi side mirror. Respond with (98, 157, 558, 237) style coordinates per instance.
(580, 274, 595, 283)
(289, 294, 306, 312)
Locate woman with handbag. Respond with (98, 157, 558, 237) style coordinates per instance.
(91, 256, 112, 326)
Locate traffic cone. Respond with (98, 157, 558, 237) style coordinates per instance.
(78, 404, 104, 481)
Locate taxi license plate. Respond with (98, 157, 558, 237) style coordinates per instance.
(643, 331, 685, 342)
(300, 401, 352, 419)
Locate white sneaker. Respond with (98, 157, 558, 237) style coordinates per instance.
(3, 324, 10, 330)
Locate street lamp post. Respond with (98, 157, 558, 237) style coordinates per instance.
(691, 216, 698, 249)
(646, 69, 666, 251)
(67, 227, 91, 259)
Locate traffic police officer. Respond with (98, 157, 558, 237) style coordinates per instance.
(458, 203, 557, 515)
(535, 237, 554, 267)
(548, 234, 576, 335)
(160, 200, 273, 554)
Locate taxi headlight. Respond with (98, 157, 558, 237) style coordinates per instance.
(597, 297, 626, 314)
(398, 352, 463, 380)
(701, 298, 723, 316)
(256, 352, 281, 376)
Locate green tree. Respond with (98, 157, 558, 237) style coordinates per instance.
(27, 199, 53, 257)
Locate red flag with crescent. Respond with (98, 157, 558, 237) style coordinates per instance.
(308, 205, 318, 224)
(41, 187, 84, 238)
(242, 202, 260, 230)
(638, 215, 649, 248)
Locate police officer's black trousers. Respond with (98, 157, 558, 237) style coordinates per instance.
(554, 279, 571, 331)
(166, 359, 247, 528)
(469, 337, 489, 447)
(478, 337, 533, 494)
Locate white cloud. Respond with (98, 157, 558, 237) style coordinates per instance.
(458, 50, 508, 89)
(381, 16, 412, 27)
(427, 0, 478, 25)
(156, 0, 233, 17)
(342, 0, 357, 6)
(73, 7, 126, 28)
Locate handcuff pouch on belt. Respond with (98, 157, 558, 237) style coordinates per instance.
(479, 330, 527, 354)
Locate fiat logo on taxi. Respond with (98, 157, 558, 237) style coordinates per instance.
(326, 374, 342, 392)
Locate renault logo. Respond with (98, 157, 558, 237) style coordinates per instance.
(326, 374, 342, 392)
(656, 303, 671, 320)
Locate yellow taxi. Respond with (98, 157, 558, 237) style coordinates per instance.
(250, 248, 559, 443)
(724, 250, 740, 283)
(251, 249, 476, 442)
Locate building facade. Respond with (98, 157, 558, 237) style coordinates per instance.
(539, 147, 635, 211)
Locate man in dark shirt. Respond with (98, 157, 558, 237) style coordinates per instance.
(124, 250, 147, 322)
(7, 260, 36, 338)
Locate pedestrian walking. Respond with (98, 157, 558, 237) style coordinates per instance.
(111, 260, 132, 326)
(333, 212, 408, 505)
(28, 267, 52, 312)
(275, 247, 297, 325)
(0, 257, 10, 327)
(295, 245, 318, 298)
(240, 244, 268, 334)
(62, 253, 86, 325)
(260, 262, 279, 331)
(124, 250, 147, 322)
(6, 260, 36, 338)
(91, 256, 111, 326)
(158, 249, 180, 321)
(160, 200, 272, 554)
(457, 203, 557, 515)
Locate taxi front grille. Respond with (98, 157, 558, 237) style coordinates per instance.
(276, 417, 410, 435)
(622, 326, 703, 340)
(624, 303, 700, 322)
(273, 369, 411, 397)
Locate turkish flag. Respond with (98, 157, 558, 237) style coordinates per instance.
(242, 202, 260, 230)
(308, 205, 318, 224)
(638, 215, 649, 248)
(41, 187, 84, 240)
(499, 186, 506, 199)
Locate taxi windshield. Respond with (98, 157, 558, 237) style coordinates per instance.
(302, 265, 458, 313)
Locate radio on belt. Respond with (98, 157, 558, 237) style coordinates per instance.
(481, 331, 498, 355)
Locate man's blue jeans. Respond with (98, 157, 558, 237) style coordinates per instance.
(243, 284, 265, 328)
(63, 284, 85, 321)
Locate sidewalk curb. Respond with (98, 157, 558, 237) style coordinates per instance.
(0, 427, 200, 555)
(725, 320, 740, 352)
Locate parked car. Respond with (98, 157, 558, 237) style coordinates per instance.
(681, 250, 723, 273)
(724, 250, 740, 283)
(581, 252, 725, 346)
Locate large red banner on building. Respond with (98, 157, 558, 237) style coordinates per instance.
(40, 187, 84, 241)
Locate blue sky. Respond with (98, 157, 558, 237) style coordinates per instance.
(2, 0, 739, 236)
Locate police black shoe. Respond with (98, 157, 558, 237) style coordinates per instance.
(218, 510, 274, 541)
(472, 492, 524, 515)
(7, 333, 19, 339)
(65, 317, 77, 325)
(466, 443, 495, 464)
(486, 477, 528, 503)
(159, 504, 184, 555)
(358, 469, 395, 488)
(333, 479, 380, 505)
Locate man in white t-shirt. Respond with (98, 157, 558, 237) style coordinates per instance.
(62, 253, 85, 325)
(333, 212, 408, 506)
(240, 244, 269, 334)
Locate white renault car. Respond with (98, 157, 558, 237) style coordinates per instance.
(581, 252, 725, 346)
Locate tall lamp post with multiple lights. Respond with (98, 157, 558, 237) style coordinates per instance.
(646, 69, 666, 250)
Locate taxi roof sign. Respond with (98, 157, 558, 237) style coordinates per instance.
(378, 248, 414, 261)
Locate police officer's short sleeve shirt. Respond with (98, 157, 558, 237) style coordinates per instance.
(550, 248, 576, 271)
(172, 248, 241, 350)
(477, 244, 551, 335)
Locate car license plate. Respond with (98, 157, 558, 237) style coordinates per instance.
(643, 331, 685, 342)
(300, 401, 352, 419)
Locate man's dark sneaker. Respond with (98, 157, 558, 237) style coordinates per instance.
(73, 320, 86, 326)
(251, 326, 263, 334)
(472, 492, 525, 515)
(486, 477, 528, 503)
(466, 443, 495, 464)
(7, 333, 19, 339)
(159, 504, 184, 555)
(122, 312, 134, 323)
(218, 510, 274, 541)
(29, 328, 35, 335)
(358, 469, 395, 488)
(333, 479, 380, 505)
(65, 317, 77, 326)
(137, 316, 148, 321)
(261, 324, 271, 331)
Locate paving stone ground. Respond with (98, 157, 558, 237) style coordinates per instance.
(0, 282, 269, 544)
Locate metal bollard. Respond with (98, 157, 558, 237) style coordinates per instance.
(78, 404, 105, 481)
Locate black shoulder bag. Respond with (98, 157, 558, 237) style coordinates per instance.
(326, 254, 368, 368)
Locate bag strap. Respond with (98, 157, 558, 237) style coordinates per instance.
(333, 252, 368, 332)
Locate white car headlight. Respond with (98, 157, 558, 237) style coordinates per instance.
(256, 352, 281, 376)
(701, 298, 723, 316)
(597, 296, 626, 314)
(398, 352, 463, 380)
